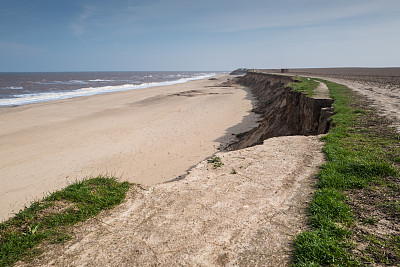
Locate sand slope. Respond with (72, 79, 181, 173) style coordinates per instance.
(19, 135, 324, 267)
(0, 75, 258, 221)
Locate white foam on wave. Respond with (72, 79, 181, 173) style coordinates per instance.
(36, 80, 88, 85)
(0, 73, 216, 107)
(88, 79, 114, 82)
(3, 86, 24, 90)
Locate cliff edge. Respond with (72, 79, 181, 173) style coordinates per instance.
(232, 71, 334, 149)
(17, 73, 333, 267)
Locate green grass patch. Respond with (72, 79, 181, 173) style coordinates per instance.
(207, 156, 224, 168)
(0, 176, 130, 266)
(293, 79, 400, 266)
(289, 76, 319, 97)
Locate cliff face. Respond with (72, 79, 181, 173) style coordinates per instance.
(230, 68, 249, 75)
(232, 72, 334, 149)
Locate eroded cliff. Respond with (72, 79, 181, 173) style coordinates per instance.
(232, 71, 334, 149)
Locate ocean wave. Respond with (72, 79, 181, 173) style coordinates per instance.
(36, 80, 88, 85)
(88, 79, 114, 82)
(0, 73, 216, 107)
(2, 86, 24, 90)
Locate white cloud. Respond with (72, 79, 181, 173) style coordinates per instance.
(68, 0, 400, 37)
(70, 5, 96, 37)
(194, 0, 400, 33)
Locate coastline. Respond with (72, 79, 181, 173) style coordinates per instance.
(0, 72, 219, 108)
(12, 72, 329, 266)
(8, 70, 400, 265)
(0, 74, 258, 221)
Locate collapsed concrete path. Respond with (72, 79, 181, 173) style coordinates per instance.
(21, 135, 324, 267)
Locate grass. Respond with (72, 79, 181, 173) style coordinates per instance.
(0, 176, 130, 266)
(289, 76, 320, 97)
(292, 79, 400, 266)
(208, 156, 224, 168)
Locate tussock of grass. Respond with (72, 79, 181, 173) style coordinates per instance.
(293, 79, 400, 266)
(0, 176, 130, 266)
(289, 77, 319, 97)
(207, 156, 224, 168)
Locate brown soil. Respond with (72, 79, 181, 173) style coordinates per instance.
(347, 177, 400, 265)
(281, 67, 400, 133)
(231, 73, 333, 150)
(345, 94, 400, 265)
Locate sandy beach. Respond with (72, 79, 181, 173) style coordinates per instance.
(14, 72, 328, 266)
(0, 74, 257, 221)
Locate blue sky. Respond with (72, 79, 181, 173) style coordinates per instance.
(1, 0, 399, 71)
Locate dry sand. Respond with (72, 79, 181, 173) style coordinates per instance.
(18, 135, 324, 267)
(0, 74, 258, 222)
(7, 67, 396, 265)
(5, 72, 329, 266)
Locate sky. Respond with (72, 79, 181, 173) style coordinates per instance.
(1, 0, 400, 72)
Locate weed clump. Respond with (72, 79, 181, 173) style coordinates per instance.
(207, 157, 224, 168)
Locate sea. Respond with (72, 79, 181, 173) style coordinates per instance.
(0, 71, 220, 107)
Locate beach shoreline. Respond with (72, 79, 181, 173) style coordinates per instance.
(0, 74, 258, 222)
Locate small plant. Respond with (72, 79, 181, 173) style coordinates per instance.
(363, 217, 378, 225)
(231, 169, 237, 174)
(207, 157, 224, 168)
(22, 224, 40, 236)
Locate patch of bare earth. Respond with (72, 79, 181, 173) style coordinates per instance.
(347, 176, 400, 265)
(18, 135, 324, 266)
(345, 95, 400, 265)
(334, 89, 400, 265)
(289, 68, 400, 133)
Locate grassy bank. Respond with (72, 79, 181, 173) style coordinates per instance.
(289, 76, 319, 97)
(293, 79, 400, 265)
(0, 176, 130, 266)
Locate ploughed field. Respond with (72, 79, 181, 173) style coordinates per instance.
(263, 67, 400, 90)
(262, 67, 400, 133)
(289, 67, 400, 90)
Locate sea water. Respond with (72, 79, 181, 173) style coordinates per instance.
(0, 71, 220, 107)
